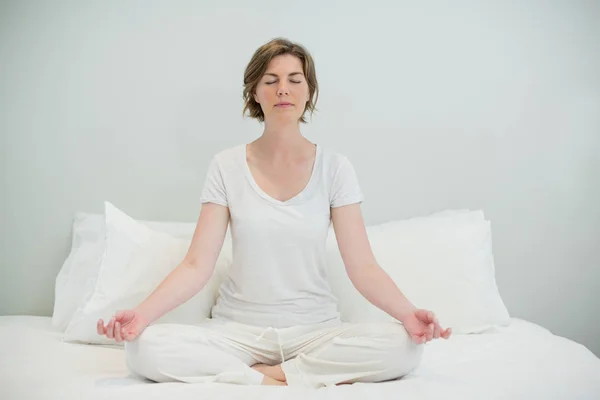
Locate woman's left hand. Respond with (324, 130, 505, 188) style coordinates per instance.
(402, 309, 452, 344)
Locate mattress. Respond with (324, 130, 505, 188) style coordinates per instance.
(1, 316, 599, 400)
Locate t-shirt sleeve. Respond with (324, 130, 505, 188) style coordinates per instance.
(199, 156, 228, 207)
(330, 155, 364, 208)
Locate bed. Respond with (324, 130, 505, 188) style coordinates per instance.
(4, 205, 599, 399)
(2, 315, 599, 399)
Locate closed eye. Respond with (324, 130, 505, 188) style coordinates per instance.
(266, 81, 302, 85)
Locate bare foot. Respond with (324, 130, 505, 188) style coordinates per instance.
(262, 375, 287, 386)
(252, 363, 287, 383)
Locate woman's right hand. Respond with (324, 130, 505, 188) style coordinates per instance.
(97, 309, 149, 343)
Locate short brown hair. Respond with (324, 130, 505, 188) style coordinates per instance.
(242, 38, 319, 124)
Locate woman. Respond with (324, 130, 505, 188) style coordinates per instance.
(97, 37, 451, 388)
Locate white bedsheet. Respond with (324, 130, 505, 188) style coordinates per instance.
(1, 316, 599, 400)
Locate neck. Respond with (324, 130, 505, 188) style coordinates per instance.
(253, 119, 311, 160)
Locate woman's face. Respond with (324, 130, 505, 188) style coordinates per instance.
(253, 54, 310, 124)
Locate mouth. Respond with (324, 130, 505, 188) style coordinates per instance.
(275, 102, 293, 107)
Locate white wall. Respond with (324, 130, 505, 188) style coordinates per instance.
(1, 1, 599, 356)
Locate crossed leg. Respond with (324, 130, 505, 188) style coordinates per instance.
(254, 322, 423, 388)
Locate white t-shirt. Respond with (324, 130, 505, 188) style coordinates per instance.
(199, 143, 364, 328)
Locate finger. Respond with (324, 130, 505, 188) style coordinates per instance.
(97, 319, 104, 335)
(440, 328, 448, 339)
(432, 317, 443, 337)
(114, 322, 123, 342)
(433, 322, 442, 339)
(442, 328, 452, 339)
(106, 317, 116, 339)
(426, 324, 434, 341)
(428, 311, 435, 323)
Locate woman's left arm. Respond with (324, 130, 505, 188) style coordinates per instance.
(331, 203, 417, 322)
(331, 203, 451, 343)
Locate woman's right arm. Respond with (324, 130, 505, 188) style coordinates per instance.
(97, 203, 229, 342)
(98, 201, 231, 341)
(133, 202, 230, 325)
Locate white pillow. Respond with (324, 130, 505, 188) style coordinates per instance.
(325, 210, 510, 333)
(52, 213, 108, 332)
(52, 210, 208, 332)
(72, 212, 200, 239)
(63, 201, 231, 345)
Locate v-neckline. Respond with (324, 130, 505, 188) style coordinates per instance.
(242, 143, 320, 206)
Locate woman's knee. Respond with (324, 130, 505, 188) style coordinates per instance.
(381, 324, 424, 377)
(124, 325, 164, 381)
(351, 322, 423, 378)
(343, 322, 424, 371)
(124, 324, 188, 382)
(124, 323, 251, 383)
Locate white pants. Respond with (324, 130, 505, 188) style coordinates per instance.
(124, 318, 424, 388)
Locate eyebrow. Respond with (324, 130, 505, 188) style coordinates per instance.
(263, 72, 304, 78)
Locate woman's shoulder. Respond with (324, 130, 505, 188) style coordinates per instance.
(211, 143, 245, 161)
(203, 144, 246, 177)
(318, 144, 355, 172)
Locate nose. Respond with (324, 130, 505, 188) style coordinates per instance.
(277, 82, 289, 96)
